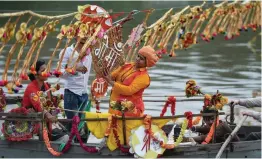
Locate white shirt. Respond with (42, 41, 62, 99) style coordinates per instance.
(59, 44, 92, 96)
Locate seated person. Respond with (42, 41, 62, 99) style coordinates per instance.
(22, 60, 68, 142)
(103, 46, 159, 117)
(189, 107, 240, 144)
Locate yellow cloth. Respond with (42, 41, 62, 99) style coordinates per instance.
(85, 112, 174, 151)
(109, 63, 150, 115)
(111, 63, 149, 100)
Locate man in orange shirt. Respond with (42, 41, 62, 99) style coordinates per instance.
(103, 46, 159, 117)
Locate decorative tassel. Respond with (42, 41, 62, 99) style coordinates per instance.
(0, 16, 21, 55)
(62, 116, 98, 153)
(71, 24, 102, 70)
(56, 38, 73, 72)
(0, 18, 12, 55)
(19, 41, 38, 80)
(160, 96, 176, 117)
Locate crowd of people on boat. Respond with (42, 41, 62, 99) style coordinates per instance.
(21, 36, 261, 145)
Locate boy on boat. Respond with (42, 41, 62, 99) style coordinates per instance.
(103, 45, 159, 117)
(189, 107, 240, 144)
(22, 60, 68, 142)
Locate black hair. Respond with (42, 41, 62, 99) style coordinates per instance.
(202, 106, 218, 121)
(28, 60, 46, 81)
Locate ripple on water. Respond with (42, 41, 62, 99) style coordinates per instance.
(238, 71, 261, 79)
(48, 48, 62, 52)
(225, 43, 249, 47)
(189, 52, 201, 56)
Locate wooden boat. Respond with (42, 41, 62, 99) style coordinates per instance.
(0, 108, 260, 158)
(0, 135, 260, 158)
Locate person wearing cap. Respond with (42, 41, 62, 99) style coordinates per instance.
(188, 107, 240, 144)
(103, 45, 159, 117)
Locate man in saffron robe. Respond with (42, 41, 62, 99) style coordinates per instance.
(103, 45, 159, 117)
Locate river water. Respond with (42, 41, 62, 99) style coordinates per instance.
(0, 1, 261, 123)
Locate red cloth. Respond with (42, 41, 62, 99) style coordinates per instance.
(22, 80, 51, 112)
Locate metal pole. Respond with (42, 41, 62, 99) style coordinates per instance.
(57, 112, 225, 122)
(39, 112, 44, 141)
(212, 112, 218, 143)
(230, 104, 235, 125)
(0, 112, 225, 122)
(216, 116, 248, 159)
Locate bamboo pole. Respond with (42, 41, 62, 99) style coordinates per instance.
(0, 10, 77, 19)
(215, 115, 248, 159)
(0, 112, 225, 122)
(57, 112, 225, 122)
(5, 96, 205, 104)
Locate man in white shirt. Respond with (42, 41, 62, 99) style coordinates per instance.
(59, 36, 92, 131)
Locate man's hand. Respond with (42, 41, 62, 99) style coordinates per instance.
(229, 99, 240, 107)
(242, 111, 256, 119)
(44, 112, 57, 122)
(76, 66, 88, 74)
(102, 68, 114, 86)
(103, 75, 114, 86)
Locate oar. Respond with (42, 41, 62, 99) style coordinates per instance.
(215, 115, 248, 159)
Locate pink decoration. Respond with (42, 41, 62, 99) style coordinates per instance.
(97, 28, 105, 39)
(62, 116, 98, 153)
(0, 80, 8, 86)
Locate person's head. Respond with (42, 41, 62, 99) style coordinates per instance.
(137, 45, 159, 68)
(76, 36, 87, 48)
(202, 106, 218, 126)
(135, 53, 147, 68)
(28, 60, 47, 82)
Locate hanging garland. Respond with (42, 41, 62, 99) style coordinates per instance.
(31, 20, 59, 78)
(192, 116, 202, 125)
(0, 16, 21, 56)
(202, 117, 219, 144)
(43, 123, 62, 156)
(142, 115, 188, 150)
(0, 1, 259, 84)
(0, 88, 6, 112)
(104, 114, 129, 153)
(62, 115, 98, 153)
(11, 20, 38, 87)
(55, 22, 80, 77)
(160, 96, 176, 117)
(184, 111, 193, 128)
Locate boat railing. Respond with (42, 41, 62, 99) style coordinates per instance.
(0, 111, 224, 144)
